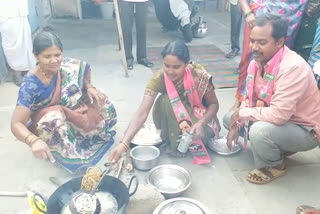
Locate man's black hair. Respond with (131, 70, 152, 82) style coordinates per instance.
(255, 14, 289, 41)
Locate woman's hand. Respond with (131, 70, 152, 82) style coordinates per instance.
(191, 122, 205, 141)
(109, 144, 126, 164)
(87, 87, 106, 104)
(31, 139, 55, 163)
(246, 13, 256, 29)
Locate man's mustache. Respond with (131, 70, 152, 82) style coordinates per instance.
(252, 51, 263, 56)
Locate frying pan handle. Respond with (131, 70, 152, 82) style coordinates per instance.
(127, 176, 139, 197)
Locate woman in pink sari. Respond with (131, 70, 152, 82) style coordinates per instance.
(11, 28, 117, 173)
(110, 40, 220, 164)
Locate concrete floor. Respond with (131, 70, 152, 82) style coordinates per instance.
(1, 1, 320, 213)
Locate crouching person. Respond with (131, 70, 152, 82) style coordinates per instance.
(224, 14, 320, 184)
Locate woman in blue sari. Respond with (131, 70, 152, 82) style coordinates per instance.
(10, 28, 117, 173)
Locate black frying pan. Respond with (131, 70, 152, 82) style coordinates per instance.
(46, 175, 138, 214)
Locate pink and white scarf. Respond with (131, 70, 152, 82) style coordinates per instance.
(243, 47, 285, 148)
(164, 66, 219, 165)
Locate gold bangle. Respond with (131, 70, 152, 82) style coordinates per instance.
(30, 137, 42, 145)
(24, 133, 34, 144)
(120, 141, 129, 152)
(27, 136, 38, 145)
(86, 84, 96, 90)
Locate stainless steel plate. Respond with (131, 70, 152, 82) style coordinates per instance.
(153, 197, 210, 214)
(208, 136, 242, 155)
(131, 123, 162, 146)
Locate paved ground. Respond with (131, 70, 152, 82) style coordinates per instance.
(1, 1, 320, 213)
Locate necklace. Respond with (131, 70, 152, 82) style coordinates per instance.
(38, 66, 50, 85)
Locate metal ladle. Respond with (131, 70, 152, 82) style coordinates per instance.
(62, 163, 112, 214)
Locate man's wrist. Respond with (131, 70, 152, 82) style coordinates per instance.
(230, 110, 240, 126)
(238, 108, 247, 119)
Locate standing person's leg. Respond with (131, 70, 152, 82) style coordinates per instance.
(0, 16, 36, 86)
(119, 0, 134, 69)
(135, 2, 153, 67)
(226, 4, 242, 58)
(231, 4, 242, 52)
(247, 121, 319, 184)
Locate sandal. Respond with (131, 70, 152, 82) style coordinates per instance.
(247, 167, 287, 184)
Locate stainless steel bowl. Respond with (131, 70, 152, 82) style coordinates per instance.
(146, 165, 191, 198)
(130, 146, 160, 171)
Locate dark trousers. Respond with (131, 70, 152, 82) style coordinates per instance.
(230, 4, 242, 51)
(119, 1, 147, 61)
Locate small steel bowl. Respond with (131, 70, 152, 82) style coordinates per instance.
(130, 146, 160, 171)
(146, 165, 191, 198)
